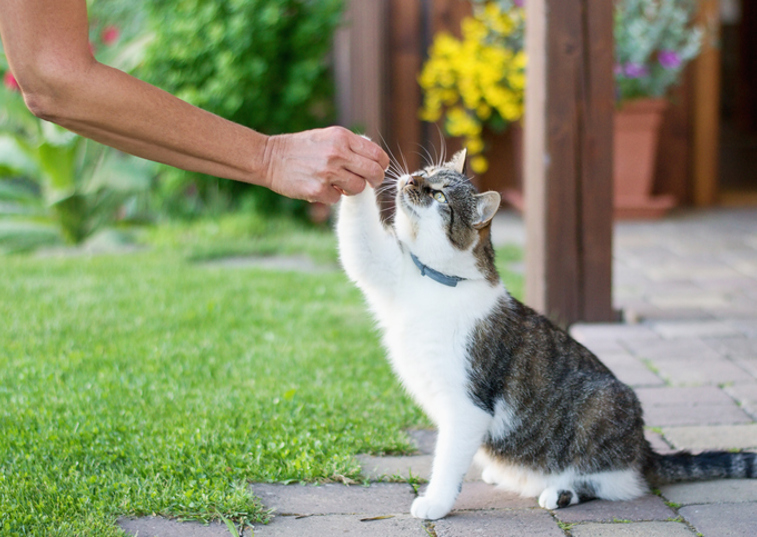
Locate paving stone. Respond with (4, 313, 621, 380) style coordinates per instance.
(249, 514, 428, 536)
(454, 481, 538, 510)
(357, 454, 433, 482)
(407, 428, 437, 455)
(660, 479, 757, 505)
(648, 293, 731, 310)
(249, 483, 415, 517)
(569, 324, 660, 344)
(661, 424, 757, 451)
(703, 338, 757, 359)
(434, 508, 564, 537)
(643, 404, 753, 427)
(679, 503, 757, 537)
(634, 386, 736, 407)
(651, 321, 744, 340)
(650, 357, 749, 386)
(552, 494, 674, 524)
(645, 430, 676, 454)
(624, 338, 722, 361)
(569, 521, 696, 537)
(118, 517, 233, 537)
(724, 383, 757, 405)
(605, 361, 666, 387)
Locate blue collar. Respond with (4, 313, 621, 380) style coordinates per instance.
(410, 252, 466, 287)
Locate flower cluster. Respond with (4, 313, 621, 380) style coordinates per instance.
(614, 0, 702, 100)
(418, 1, 525, 174)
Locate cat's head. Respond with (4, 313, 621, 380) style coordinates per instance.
(393, 149, 501, 282)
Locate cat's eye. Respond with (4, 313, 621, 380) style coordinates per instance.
(432, 191, 447, 204)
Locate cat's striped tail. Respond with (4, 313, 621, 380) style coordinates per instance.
(645, 449, 757, 485)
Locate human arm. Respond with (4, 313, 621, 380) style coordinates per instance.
(0, 0, 389, 204)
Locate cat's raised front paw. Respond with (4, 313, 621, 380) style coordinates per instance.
(411, 495, 454, 520)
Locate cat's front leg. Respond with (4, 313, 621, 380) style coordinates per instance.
(411, 401, 491, 520)
(336, 186, 402, 290)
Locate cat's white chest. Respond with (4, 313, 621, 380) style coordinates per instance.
(378, 269, 504, 423)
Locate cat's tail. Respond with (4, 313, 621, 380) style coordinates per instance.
(645, 448, 757, 485)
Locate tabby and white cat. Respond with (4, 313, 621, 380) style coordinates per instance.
(336, 149, 756, 520)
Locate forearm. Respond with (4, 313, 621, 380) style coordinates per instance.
(41, 61, 270, 185)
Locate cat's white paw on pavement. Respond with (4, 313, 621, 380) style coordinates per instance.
(410, 495, 454, 520)
(538, 487, 578, 510)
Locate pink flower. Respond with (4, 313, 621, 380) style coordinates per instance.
(513, 0, 525, 6)
(101, 25, 120, 46)
(3, 71, 19, 92)
(658, 50, 681, 70)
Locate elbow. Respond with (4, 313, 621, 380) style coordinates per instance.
(13, 56, 93, 124)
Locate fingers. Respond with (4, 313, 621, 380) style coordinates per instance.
(326, 127, 388, 189)
(349, 133, 390, 174)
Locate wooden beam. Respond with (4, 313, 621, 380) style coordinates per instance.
(691, 0, 721, 206)
(524, 0, 615, 325)
(334, 0, 388, 139)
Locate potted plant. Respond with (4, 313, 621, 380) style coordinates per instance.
(419, 0, 703, 217)
(418, 0, 526, 190)
(613, 0, 702, 218)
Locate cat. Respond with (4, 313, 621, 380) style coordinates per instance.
(335, 148, 757, 520)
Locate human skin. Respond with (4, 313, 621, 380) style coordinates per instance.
(0, 0, 389, 204)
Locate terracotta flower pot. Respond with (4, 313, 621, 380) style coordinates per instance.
(613, 98, 677, 219)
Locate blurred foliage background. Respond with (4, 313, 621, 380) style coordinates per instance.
(0, 0, 345, 252)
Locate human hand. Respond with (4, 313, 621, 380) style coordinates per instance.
(261, 126, 390, 204)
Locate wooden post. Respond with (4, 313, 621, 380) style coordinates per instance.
(691, 0, 721, 206)
(334, 0, 388, 139)
(524, 0, 615, 325)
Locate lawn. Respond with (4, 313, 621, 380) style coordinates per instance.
(0, 217, 523, 536)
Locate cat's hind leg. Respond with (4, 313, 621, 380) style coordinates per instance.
(538, 468, 646, 510)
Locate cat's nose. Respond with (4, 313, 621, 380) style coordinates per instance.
(407, 175, 421, 187)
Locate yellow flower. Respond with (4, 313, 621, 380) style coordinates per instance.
(470, 155, 489, 175)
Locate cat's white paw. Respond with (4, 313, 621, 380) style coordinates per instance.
(411, 495, 454, 520)
(538, 487, 578, 510)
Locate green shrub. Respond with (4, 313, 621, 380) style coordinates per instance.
(140, 0, 345, 217)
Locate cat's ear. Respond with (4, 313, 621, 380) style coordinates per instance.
(447, 149, 468, 174)
(473, 191, 501, 229)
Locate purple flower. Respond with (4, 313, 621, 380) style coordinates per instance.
(513, 0, 524, 7)
(623, 62, 649, 79)
(658, 50, 681, 70)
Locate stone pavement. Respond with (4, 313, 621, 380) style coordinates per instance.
(119, 209, 757, 537)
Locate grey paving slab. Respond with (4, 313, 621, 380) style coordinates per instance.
(249, 483, 415, 517)
(642, 403, 753, 427)
(624, 338, 722, 361)
(660, 479, 757, 505)
(704, 338, 757, 359)
(679, 503, 757, 537)
(725, 383, 757, 405)
(249, 514, 428, 536)
(649, 356, 749, 386)
(357, 454, 433, 482)
(661, 424, 757, 451)
(434, 509, 564, 537)
(569, 521, 697, 537)
(634, 386, 737, 407)
(648, 293, 732, 310)
(569, 323, 660, 344)
(552, 494, 674, 524)
(118, 517, 234, 537)
(646, 430, 676, 454)
(652, 321, 745, 340)
(453, 481, 537, 510)
(606, 361, 666, 387)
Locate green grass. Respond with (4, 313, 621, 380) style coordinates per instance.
(0, 216, 523, 536)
